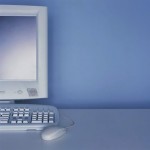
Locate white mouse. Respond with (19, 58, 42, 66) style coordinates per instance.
(41, 126, 67, 141)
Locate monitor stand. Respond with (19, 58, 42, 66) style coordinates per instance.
(0, 100, 15, 104)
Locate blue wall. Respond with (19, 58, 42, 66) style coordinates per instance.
(1, 0, 150, 108)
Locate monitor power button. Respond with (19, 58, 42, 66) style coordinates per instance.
(17, 90, 23, 94)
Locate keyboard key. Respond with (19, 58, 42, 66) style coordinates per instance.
(0, 117, 9, 119)
(19, 114, 23, 117)
(43, 121, 48, 123)
(0, 108, 5, 111)
(43, 112, 48, 115)
(24, 114, 29, 117)
(38, 116, 42, 118)
(25, 108, 29, 111)
(14, 108, 18, 111)
(2, 115, 9, 118)
(0, 120, 8, 123)
(32, 116, 37, 118)
(11, 120, 16, 124)
(13, 114, 18, 117)
(49, 119, 54, 123)
(32, 120, 42, 123)
(6, 108, 11, 111)
(32, 119, 37, 121)
(17, 120, 22, 123)
(49, 112, 54, 115)
(44, 117, 48, 119)
(19, 108, 24, 111)
(33, 112, 37, 114)
(23, 120, 28, 123)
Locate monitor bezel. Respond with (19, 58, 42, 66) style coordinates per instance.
(0, 5, 48, 100)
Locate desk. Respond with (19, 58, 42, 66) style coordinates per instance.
(0, 109, 150, 150)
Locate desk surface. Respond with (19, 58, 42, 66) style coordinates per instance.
(0, 109, 150, 150)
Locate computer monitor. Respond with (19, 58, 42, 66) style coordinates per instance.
(0, 5, 48, 100)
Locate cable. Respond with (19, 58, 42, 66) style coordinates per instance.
(58, 113, 75, 129)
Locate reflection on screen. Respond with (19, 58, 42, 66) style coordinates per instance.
(0, 16, 36, 80)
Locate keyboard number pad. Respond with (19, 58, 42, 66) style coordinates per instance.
(31, 111, 55, 124)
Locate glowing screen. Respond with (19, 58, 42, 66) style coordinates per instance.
(0, 16, 36, 80)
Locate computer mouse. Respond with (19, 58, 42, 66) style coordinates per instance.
(41, 126, 67, 141)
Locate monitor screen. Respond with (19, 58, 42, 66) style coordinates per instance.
(0, 16, 37, 81)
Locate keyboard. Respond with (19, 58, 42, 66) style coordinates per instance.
(0, 104, 59, 130)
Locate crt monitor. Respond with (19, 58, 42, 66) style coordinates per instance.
(0, 5, 48, 100)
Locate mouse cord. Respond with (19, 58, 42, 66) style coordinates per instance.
(59, 113, 75, 129)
